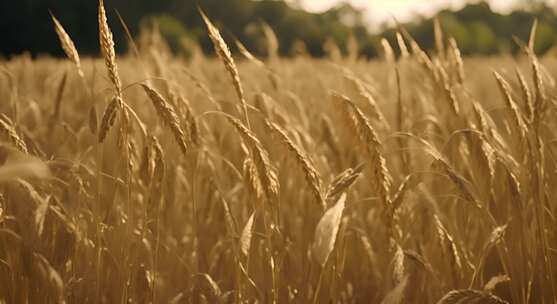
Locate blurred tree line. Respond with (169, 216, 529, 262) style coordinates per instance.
(0, 0, 556, 59)
(393, 1, 557, 56)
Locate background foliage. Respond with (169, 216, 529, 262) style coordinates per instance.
(0, 1, 556, 58)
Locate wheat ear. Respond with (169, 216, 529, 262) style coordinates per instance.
(141, 84, 188, 155)
(199, 9, 250, 127)
(265, 120, 324, 208)
(50, 12, 84, 77)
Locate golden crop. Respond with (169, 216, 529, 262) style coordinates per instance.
(0, 2, 555, 303)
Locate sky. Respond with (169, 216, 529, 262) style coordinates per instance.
(292, 0, 521, 29)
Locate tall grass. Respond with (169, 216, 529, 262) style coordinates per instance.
(0, 3, 556, 303)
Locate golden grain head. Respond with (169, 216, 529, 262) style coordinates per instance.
(98, 0, 122, 95)
(436, 290, 509, 304)
(50, 12, 84, 77)
(141, 84, 188, 155)
(98, 95, 122, 143)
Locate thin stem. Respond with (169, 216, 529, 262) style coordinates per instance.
(312, 265, 325, 304)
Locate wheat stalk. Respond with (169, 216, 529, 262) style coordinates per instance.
(531, 57, 546, 127)
(98, 0, 122, 96)
(392, 244, 405, 284)
(0, 115, 28, 153)
(243, 154, 265, 202)
(266, 120, 324, 208)
(493, 71, 528, 138)
(448, 38, 465, 85)
(50, 12, 84, 77)
(435, 215, 463, 285)
(199, 9, 250, 127)
(226, 115, 279, 202)
(515, 67, 534, 123)
(141, 84, 188, 155)
(98, 96, 122, 143)
(344, 75, 390, 130)
(333, 93, 392, 207)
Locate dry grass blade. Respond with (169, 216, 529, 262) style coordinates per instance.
(235, 40, 265, 68)
(89, 105, 98, 135)
(312, 193, 346, 267)
(52, 72, 68, 122)
(235, 41, 280, 90)
(528, 19, 538, 53)
(240, 212, 255, 256)
(222, 199, 238, 237)
(199, 8, 249, 126)
(484, 275, 510, 292)
(115, 10, 143, 65)
(98, 0, 122, 96)
(34, 195, 49, 237)
(50, 12, 84, 77)
(436, 289, 509, 304)
(266, 120, 324, 207)
(141, 84, 188, 155)
(199, 273, 223, 300)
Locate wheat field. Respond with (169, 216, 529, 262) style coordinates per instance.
(0, 2, 556, 303)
